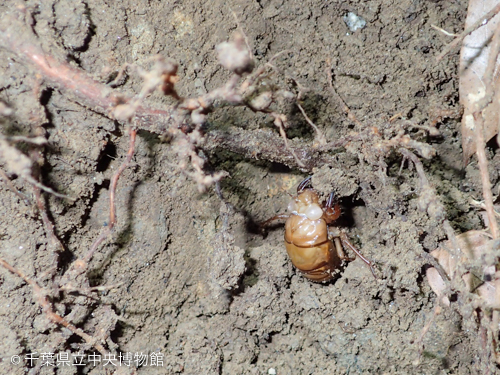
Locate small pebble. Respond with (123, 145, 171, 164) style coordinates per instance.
(343, 12, 366, 32)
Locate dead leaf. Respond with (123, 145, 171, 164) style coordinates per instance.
(477, 272, 500, 309)
(459, 1, 500, 164)
(426, 230, 500, 309)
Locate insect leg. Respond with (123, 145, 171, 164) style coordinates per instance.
(339, 232, 377, 278)
(260, 214, 290, 228)
(334, 237, 355, 261)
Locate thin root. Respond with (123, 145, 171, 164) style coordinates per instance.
(67, 128, 137, 278)
(0, 257, 109, 356)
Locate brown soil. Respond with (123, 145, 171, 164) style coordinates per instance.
(0, 0, 491, 374)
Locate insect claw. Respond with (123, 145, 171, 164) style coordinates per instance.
(297, 176, 312, 193)
(325, 192, 336, 209)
